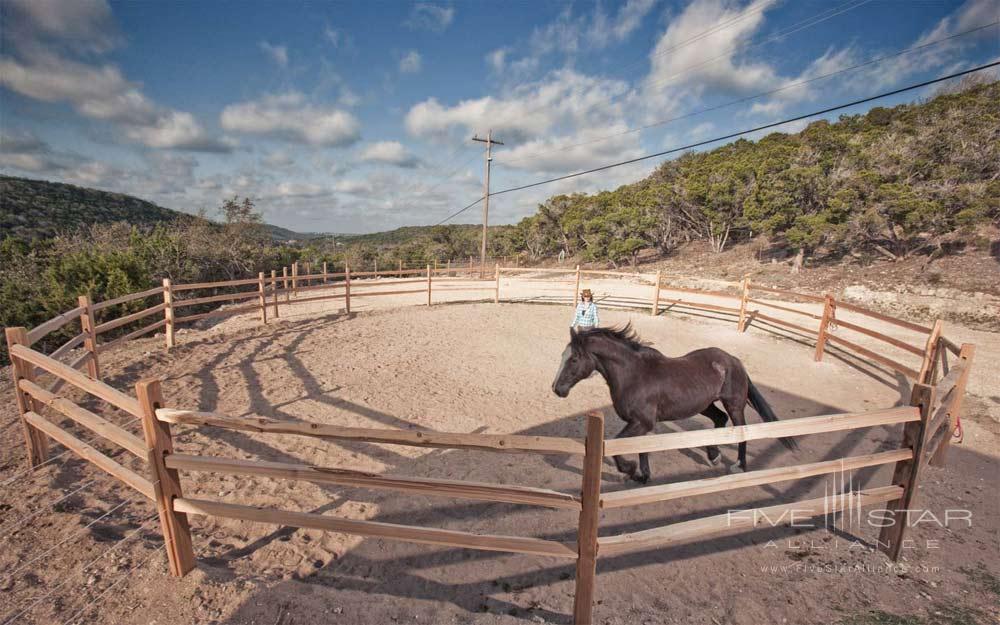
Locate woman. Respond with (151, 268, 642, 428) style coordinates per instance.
(571, 289, 600, 330)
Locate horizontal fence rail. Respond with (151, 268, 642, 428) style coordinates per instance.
(172, 497, 577, 558)
(155, 408, 585, 455)
(166, 453, 581, 509)
(5, 261, 977, 625)
(10, 343, 141, 417)
(18, 379, 146, 458)
(600, 449, 912, 509)
(22, 411, 155, 500)
(598, 486, 904, 557)
(603, 406, 918, 457)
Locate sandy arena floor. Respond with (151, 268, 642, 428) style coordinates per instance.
(1, 281, 997, 625)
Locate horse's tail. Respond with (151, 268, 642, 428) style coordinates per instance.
(747, 379, 798, 451)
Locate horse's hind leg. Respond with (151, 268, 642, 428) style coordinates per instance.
(700, 403, 729, 465)
(612, 420, 652, 483)
(721, 398, 748, 471)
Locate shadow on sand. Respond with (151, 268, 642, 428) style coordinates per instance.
(89, 309, 964, 624)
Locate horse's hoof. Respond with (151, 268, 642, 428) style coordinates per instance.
(707, 452, 722, 466)
(631, 473, 650, 484)
(727, 464, 746, 474)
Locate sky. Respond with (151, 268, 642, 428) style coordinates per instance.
(1, 0, 997, 234)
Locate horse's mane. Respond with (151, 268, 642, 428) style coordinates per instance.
(575, 323, 651, 352)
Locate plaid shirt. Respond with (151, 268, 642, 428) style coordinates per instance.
(572, 301, 599, 328)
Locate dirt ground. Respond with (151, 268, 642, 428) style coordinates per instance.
(1, 281, 997, 625)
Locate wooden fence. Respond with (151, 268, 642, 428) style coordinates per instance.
(3, 264, 977, 624)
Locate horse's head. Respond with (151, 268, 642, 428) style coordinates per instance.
(551, 328, 597, 397)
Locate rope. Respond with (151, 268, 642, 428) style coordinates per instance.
(58, 544, 166, 625)
(0, 513, 159, 625)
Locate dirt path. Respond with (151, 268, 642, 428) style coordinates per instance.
(1, 283, 997, 625)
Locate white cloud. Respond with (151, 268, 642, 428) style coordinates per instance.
(333, 178, 374, 195)
(590, 0, 658, 47)
(496, 122, 645, 174)
(854, 0, 998, 90)
(642, 0, 781, 116)
(324, 26, 342, 47)
(3, 0, 120, 54)
(268, 182, 328, 198)
(259, 41, 288, 67)
(220, 92, 361, 146)
(0, 130, 66, 172)
(399, 50, 422, 74)
(745, 0, 999, 117)
(405, 3, 455, 32)
(0, 1, 229, 152)
(338, 87, 362, 107)
(126, 111, 235, 152)
(486, 48, 508, 73)
(359, 141, 420, 168)
(405, 69, 634, 143)
(262, 150, 295, 168)
(495, 0, 657, 80)
(0, 54, 231, 151)
(688, 121, 715, 139)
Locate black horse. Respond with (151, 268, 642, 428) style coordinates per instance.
(551, 324, 796, 482)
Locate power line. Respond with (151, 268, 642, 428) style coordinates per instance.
(510, 0, 872, 130)
(433, 196, 485, 226)
(423, 0, 870, 228)
(496, 20, 1000, 167)
(641, 0, 873, 95)
(487, 61, 1000, 198)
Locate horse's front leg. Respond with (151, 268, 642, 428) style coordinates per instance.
(611, 420, 652, 483)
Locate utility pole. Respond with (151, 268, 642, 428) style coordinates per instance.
(472, 130, 503, 277)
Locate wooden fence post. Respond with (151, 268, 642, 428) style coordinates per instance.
(257, 272, 267, 324)
(814, 295, 835, 361)
(574, 265, 581, 305)
(345, 264, 351, 314)
(878, 382, 934, 561)
(136, 379, 196, 577)
(397, 259, 403, 278)
(322, 261, 328, 286)
(77, 294, 100, 379)
(162, 278, 175, 349)
(736, 276, 750, 333)
(426, 264, 432, 306)
(918, 320, 944, 385)
(650, 270, 661, 316)
(930, 344, 975, 467)
(494, 263, 500, 303)
(271, 270, 279, 319)
(292, 262, 298, 298)
(305, 262, 311, 288)
(5, 327, 49, 467)
(283, 267, 290, 305)
(573, 412, 604, 625)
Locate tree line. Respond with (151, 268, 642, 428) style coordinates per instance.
(501, 78, 999, 268)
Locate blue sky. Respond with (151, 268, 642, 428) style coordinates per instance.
(1, 0, 997, 233)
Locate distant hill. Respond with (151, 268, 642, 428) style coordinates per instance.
(0, 175, 323, 242)
(0, 175, 203, 240)
(265, 224, 328, 242)
(335, 224, 480, 246)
